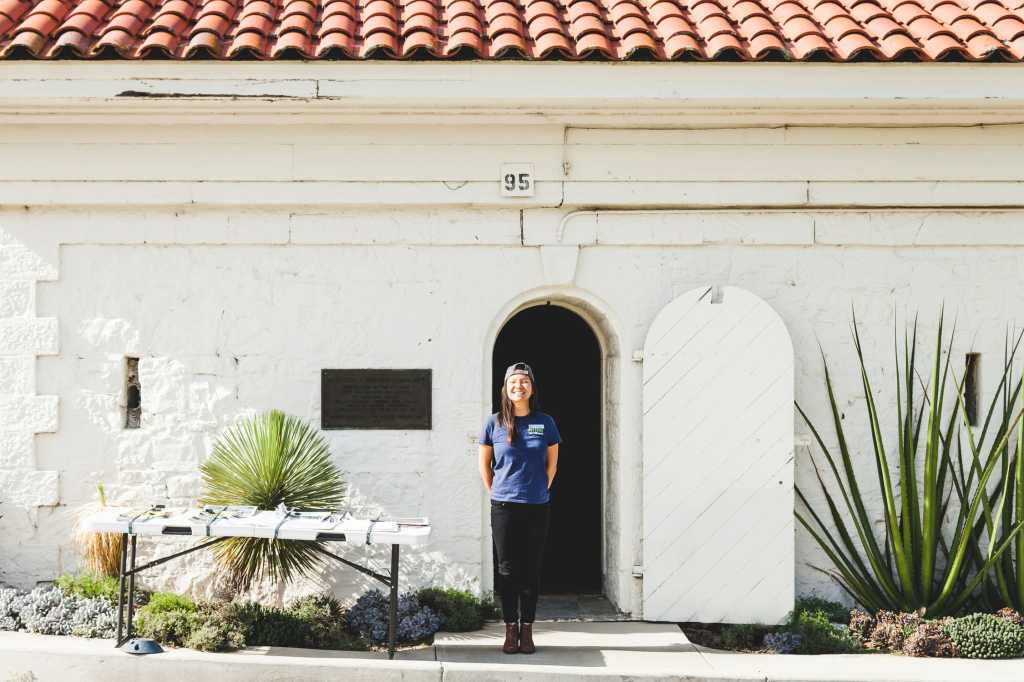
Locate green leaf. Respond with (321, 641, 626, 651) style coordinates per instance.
(199, 410, 346, 591)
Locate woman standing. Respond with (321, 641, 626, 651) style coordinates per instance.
(478, 361, 561, 654)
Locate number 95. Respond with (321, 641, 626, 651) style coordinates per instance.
(504, 173, 531, 192)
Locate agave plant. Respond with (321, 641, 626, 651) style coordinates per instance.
(796, 310, 1024, 617)
(199, 410, 346, 591)
(959, 333, 1024, 612)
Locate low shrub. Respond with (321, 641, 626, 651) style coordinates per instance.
(211, 595, 365, 651)
(220, 601, 307, 648)
(55, 572, 119, 603)
(720, 623, 765, 650)
(143, 592, 196, 614)
(944, 613, 1024, 659)
(135, 591, 199, 647)
(286, 594, 364, 650)
(136, 609, 199, 647)
(183, 617, 245, 652)
(479, 591, 501, 621)
(0, 586, 117, 638)
(902, 619, 956, 658)
(346, 589, 441, 646)
(763, 631, 802, 654)
(785, 607, 860, 654)
(416, 588, 483, 632)
(795, 596, 849, 624)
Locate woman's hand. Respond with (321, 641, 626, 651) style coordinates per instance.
(546, 443, 559, 489)
(478, 444, 494, 492)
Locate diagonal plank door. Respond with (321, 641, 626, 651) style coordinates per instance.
(642, 286, 794, 624)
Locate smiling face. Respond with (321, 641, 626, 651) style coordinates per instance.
(505, 373, 534, 403)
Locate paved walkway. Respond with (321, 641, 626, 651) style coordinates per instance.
(3, 621, 1024, 681)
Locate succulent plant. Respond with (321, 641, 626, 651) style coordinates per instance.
(847, 609, 875, 644)
(0, 586, 116, 638)
(69, 597, 119, 638)
(944, 613, 1024, 659)
(346, 589, 441, 646)
(902, 619, 956, 658)
(763, 631, 802, 654)
(0, 588, 21, 631)
(866, 610, 922, 651)
(995, 607, 1024, 627)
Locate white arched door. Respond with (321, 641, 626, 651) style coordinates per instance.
(642, 286, 794, 623)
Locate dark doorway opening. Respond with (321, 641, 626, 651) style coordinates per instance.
(490, 303, 603, 594)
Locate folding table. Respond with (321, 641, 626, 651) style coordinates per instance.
(83, 506, 431, 659)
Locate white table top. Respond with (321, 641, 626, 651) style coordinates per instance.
(83, 507, 431, 546)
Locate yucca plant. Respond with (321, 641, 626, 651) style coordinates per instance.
(199, 410, 346, 591)
(796, 310, 1024, 617)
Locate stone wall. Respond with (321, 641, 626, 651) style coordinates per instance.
(0, 226, 59, 586)
(1, 112, 1023, 617)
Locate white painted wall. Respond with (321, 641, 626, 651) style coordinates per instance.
(1, 97, 1023, 620)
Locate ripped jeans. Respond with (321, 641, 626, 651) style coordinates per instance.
(490, 500, 550, 624)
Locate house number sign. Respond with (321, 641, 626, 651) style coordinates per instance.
(321, 369, 432, 430)
(500, 163, 534, 197)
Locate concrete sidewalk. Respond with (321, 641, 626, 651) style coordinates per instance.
(3, 621, 1024, 682)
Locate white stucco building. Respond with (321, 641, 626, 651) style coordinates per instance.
(2, 62, 1024, 623)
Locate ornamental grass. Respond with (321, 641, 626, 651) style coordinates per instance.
(71, 484, 123, 577)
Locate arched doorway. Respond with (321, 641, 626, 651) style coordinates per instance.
(491, 303, 603, 594)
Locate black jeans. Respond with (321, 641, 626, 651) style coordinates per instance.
(490, 500, 550, 624)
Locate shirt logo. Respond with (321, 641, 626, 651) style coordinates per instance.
(527, 424, 545, 437)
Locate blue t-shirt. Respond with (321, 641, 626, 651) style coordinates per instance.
(480, 411, 561, 504)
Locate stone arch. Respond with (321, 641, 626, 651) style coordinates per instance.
(480, 287, 627, 605)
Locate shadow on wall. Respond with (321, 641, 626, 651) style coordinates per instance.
(26, 324, 474, 601)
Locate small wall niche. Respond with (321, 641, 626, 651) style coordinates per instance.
(965, 353, 980, 427)
(125, 357, 141, 429)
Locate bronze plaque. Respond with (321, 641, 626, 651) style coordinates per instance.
(321, 369, 432, 430)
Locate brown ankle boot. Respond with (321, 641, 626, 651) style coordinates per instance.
(518, 622, 536, 654)
(502, 623, 519, 654)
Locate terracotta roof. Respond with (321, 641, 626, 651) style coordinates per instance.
(0, 0, 1022, 61)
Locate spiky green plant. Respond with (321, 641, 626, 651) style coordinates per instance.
(199, 410, 345, 591)
(796, 310, 1024, 617)
(959, 332, 1024, 612)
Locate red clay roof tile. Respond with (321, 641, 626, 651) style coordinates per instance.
(1, 0, 1023, 59)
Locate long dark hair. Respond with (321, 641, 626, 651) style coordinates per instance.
(498, 377, 540, 444)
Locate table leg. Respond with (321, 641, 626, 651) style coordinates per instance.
(126, 535, 138, 640)
(388, 544, 399, 660)
(115, 533, 128, 646)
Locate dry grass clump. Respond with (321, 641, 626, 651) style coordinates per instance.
(71, 485, 123, 577)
